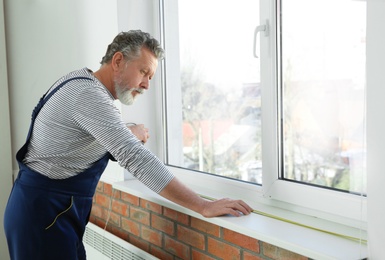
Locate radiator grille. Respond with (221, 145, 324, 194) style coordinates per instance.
(84, 223, 159, 260)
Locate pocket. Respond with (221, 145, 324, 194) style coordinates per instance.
(45, 196, 74, 230)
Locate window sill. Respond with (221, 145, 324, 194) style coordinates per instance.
(113, 179, 367, 260)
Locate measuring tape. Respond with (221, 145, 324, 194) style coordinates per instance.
(199, 194, 367, 244)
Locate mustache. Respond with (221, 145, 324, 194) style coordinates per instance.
(133, 88, 144, 95)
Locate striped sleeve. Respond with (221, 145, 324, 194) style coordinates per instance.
(71, 84, 174, 193)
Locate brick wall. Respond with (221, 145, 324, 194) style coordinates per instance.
(90, 181, 310, 260)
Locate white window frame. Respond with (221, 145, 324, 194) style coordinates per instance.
(157, 0, 367, 228)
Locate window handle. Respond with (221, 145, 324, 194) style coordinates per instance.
(253, 20, 269, 58)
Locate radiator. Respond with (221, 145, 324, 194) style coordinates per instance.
(83, 223, 159, 260)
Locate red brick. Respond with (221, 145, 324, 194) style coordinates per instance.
(150, 245, 174, 260)
(130, 207, 150, 225)
(103, 183, 113, 196)
(96, 182, 103, 191)
(141, 199, 162, 214)
(152, 214, 175, 235)
(106, 211, 120, 226)
(110, 226, 130, 242)
(91, 204, 112, 224)
(243, 251, 264, 260)
(112, 189, 121, 199)
(95, 193, 111, 208)
(112, 199, 129, 215)
(192, 249, 216, 260)
(177, 225, 205, 250)
(208, 237, 240, 260)
(163, 207, 189, 225)
(223, 229, 259, 253)
(121, 192, 140, 206)
(141, 226, 163, 247)
(91, 218, 107, 229)
(164, 235, 190, 259)
(262, 243, 308, 260)
(129, 235, 150, 253)
(91, 204, 103, 219)
(104, 223, 114, 233)
(191, 217, 220, 237)
(88, 215, 96, 223)
(121, 217, 140, 236)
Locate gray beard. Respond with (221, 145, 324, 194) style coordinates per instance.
(115, 84, 135, 105)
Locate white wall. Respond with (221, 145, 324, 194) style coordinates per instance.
(2, 0, 119, 257)
(1, 1, 162, 255)
(367, 0, 385, 259)
(0, 1, 13, 259)
(4, 0, 119, 170)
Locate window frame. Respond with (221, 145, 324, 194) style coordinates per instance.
(157, 0, 367, 228)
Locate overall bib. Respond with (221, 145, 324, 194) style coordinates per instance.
(4, 77, 113, 260)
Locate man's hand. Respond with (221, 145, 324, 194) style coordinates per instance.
(160, 178, 253, 218)
(127, 124, 149, 143)
(201, 198, 253, 218)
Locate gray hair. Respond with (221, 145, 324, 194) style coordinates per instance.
(100, 30, 164, 65)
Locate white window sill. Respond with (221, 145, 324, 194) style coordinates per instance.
(113, 179, 368, 260)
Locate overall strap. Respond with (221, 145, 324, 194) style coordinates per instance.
(16, 76, 92, 162)
(27, 76, 92, 141)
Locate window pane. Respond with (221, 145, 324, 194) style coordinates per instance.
(167, 0, 262, 184)
(281, 0, 366, 193)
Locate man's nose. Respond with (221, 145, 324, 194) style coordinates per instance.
(141, 77, 150, 90)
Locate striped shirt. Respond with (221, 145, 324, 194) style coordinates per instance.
(23, 68, 174, 193)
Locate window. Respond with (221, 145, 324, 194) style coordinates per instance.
(160, 0, 366, 225)
(280, 0, 366, 194)
(162, 0, 262, 184)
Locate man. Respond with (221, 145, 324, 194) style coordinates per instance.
(3, 30, 252, 260)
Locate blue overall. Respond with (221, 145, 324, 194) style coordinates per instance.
(4, 77, 114, 260)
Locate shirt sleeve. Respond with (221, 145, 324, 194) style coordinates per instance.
(72, 85, 174, 193)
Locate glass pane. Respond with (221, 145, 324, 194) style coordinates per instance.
(168, 0, 262, 184)
(281, 0, 366, 193)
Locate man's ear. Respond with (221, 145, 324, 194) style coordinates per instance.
(111, 52, 124, 71)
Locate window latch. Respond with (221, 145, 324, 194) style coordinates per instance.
(253, 20, 269, 58)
